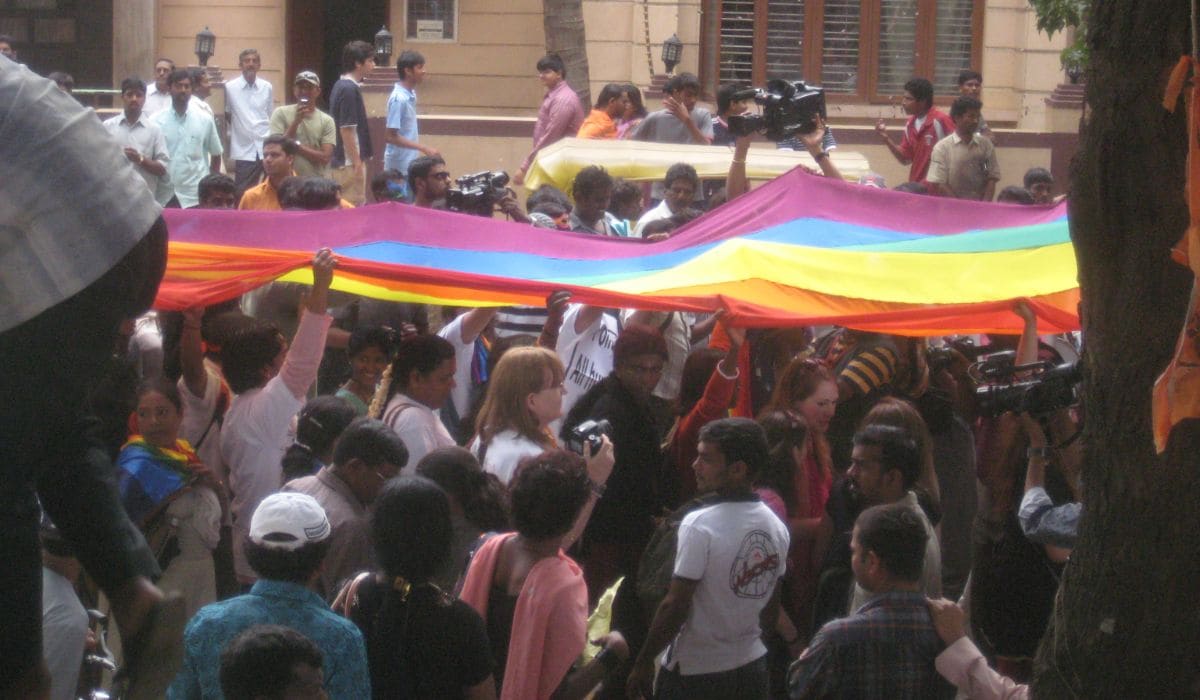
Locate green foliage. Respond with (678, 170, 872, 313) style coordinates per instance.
(1027, 0, 1088, 37)
(1029, 0, 1090, 76)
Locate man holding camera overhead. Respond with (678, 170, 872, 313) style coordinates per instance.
(269, 71, 335, 178)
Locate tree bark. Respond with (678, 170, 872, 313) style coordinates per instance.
(543, 0, 592, 107)
(1031, 0, 1200, 696)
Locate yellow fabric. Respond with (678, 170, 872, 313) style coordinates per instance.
(524, 137, 870, 192)
(580, 577, 623, 665)
(595, 237, 1079, 304)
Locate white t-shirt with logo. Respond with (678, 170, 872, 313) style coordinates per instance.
(553, 304, 620, 435)
(665, 499, 789, 675)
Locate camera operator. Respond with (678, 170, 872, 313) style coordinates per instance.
(725, 115, 841, 201)
(1017, 410, 1082, 549)
(967, 304, 1079, 683)
(408, 154, 449, 208)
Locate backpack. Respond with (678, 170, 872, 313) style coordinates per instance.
(635, 491, 760, 616)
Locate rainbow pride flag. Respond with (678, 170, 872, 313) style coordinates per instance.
(158, 167, 1077, 336)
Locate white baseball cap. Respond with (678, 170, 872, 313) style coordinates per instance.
(249, 493, 331, 551)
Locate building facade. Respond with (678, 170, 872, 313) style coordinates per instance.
(1, 0, 1080, 190)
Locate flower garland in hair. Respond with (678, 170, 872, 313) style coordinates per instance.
(368, 364, 394, 419)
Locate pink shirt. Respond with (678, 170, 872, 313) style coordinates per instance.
(223, 309, 332, 580)
(521, 80, 585, 171)
(936, 637, 1029, 699)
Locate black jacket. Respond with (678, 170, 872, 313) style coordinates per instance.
(561, 373, 673, 545)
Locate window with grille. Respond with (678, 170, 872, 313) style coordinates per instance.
(709, 0, 982, 101)
(406, 0, 456, 42)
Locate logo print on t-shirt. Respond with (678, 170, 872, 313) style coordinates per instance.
(728, 529, 780, 599)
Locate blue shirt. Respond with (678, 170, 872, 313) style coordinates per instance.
(168, 579, 370, 700)
(1018, 486, 1080, 548)
(153, 105, 223, 208)
(383, 83, 419, 175)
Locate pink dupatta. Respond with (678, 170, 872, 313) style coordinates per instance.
(459, 532, 588, 700)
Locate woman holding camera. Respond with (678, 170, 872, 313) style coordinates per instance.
(471, 346, 614, 549)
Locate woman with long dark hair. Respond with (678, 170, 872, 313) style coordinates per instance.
(337, 476, 496, 699)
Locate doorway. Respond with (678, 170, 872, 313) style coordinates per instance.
(286, 0, 388, 105)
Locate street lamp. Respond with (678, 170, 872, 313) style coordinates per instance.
(375, 26, 394, 66)
(661, 33, 683, 75)
(194, 26, 215, 67)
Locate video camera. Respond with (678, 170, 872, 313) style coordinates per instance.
(970, 351, 1083, 418)
(446, 170, 511, 217)
(727, 79, 827, 141)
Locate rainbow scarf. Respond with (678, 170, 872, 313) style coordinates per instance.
(116, 436, 199, 526)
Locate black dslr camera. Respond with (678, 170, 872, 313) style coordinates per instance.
(727, 79, 827, 141)
(971, 351, 1083, 418)
(566, 419, 612, 456)
(446, 170, 511, 217)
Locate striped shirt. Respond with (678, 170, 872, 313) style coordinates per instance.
(839, 343, 898, 397)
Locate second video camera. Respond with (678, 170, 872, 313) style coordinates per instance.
(727, 79, 827, 141)
(446, 170, 511, 217)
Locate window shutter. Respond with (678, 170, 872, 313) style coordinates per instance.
(877, 0, 918, 96)
(765, 0, 805, 81)
(820, 0, 861, 92)
(932, 0, 976, 93)
(719, 0, 757, 83)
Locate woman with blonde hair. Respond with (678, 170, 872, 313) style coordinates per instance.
(470, 346, 567, 485)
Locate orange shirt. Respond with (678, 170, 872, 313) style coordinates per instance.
(238, 177, 284, 211)
(577, 109, 617, 139)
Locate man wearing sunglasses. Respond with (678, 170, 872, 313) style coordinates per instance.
(408, 154, 451, 209)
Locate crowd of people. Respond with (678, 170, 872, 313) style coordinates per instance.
(2, 31, 1082, 700)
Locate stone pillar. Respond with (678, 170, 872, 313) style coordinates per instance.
(112, 0, 156, 85)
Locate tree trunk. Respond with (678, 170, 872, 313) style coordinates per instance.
(543, 0, 592, 107)
(1031, 1, 1200, 696)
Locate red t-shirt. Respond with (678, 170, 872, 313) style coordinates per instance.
(899, 108, 955, 183)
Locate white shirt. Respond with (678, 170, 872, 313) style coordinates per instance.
(553, 305, 620, 435)
(144, 82, 171, 115)
(222, 373, 305, 579)
(42, 567, 87, 700)
(225, 74, 274, 160)
(666, 499, 789, 675)
(382, 393, 455, 473)
(470, 429, 547, 485)
(633, 199, 674, 237)
(102, 110, 172, 205)
(1, 58, 161, 332)
(178, 362, 228, 514)
(438, 313, 483, 422)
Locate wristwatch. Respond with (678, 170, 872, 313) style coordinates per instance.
(814, 151, 830, 161)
